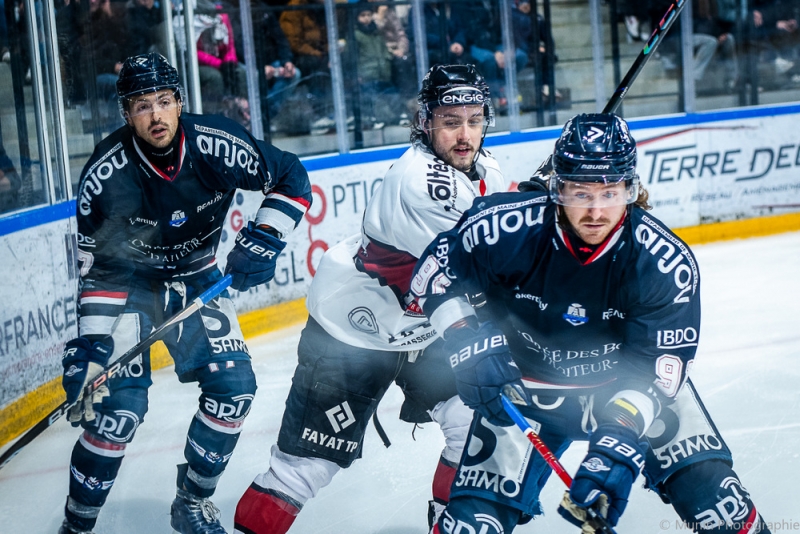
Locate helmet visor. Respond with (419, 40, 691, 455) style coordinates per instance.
(123, 89, 181, 119)
(550, 174, 639, 207)
(421, 103, 494, 132)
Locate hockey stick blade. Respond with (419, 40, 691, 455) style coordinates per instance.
(500, 389, 617, 534)
(0, 274, 233, 471)
(603, 0, 688, 114)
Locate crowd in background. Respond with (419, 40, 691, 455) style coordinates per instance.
(1, 0, 800, 215)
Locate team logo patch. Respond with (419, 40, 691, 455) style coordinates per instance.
(348, 307, 379, 334)
(64, 365, 83, 377)
(325, 401, 356, 433)
(70, 465, 115, 491)
(581, 457, 610, 473)
(563, 303, 588, 326)
(170, 209, 187, 227)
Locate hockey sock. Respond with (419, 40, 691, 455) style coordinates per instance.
(66, 432, 126, 530)
(234, 482, 302, 534)
(664, 460, 771, 533)
(432, 455, 458, 504)
(177, 462, 221, 500)
(429, 455, 458, 528)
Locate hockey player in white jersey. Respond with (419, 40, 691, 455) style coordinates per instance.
(233, 65, 506, 533)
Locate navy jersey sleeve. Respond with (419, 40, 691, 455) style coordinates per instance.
(252, 140, 312, 239)
(187, 114, 312, 238)
(411, 192, 549, 333)
(623, 212, 702, 399)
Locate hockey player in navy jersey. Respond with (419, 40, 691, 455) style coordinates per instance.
(233, 65, 506, 533)
(58, 53, 311, 534)
(411, 113, 770, 533)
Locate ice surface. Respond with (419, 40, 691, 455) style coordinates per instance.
(1, 231, 798, 533)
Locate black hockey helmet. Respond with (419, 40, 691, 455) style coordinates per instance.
(550, 113, 639, 206)
(116, 53, 182, 112)
(417, 64, 494, 126)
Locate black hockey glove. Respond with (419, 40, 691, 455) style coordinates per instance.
(444, 321, 530, 426)
(558, 424, 646, 530)
(62, 337, 113, 424)
(225, 221, 286, 292)
(517, 154, 553, 193)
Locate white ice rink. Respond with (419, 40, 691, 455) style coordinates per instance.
(1, 231, 798, 533)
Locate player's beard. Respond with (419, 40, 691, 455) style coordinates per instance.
(433, 140, 476, 173)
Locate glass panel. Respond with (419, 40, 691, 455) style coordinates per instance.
(53, 0, 161, 196)
(0, 0, 56, 214)
(256, 0, 336, 154)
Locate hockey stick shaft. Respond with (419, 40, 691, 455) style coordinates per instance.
(500, 390, 616, 534)
(0, 274, 233, 470)
(603, 0, 687, 114)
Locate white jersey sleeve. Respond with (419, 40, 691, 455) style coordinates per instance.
(306, 145, 505, 351)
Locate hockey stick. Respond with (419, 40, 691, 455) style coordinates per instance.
(0, 274, 233, 471)
(604, 0, 687, 114)
(500, 389, 617, 534)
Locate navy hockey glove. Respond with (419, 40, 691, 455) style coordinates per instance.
(62, 337, 113, 424)
(225, 222, 286, 292)
(558, 424, 645, 529)
(444, 321, 530, 426)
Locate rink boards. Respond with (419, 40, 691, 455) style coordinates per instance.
(2, 104, 800, 449)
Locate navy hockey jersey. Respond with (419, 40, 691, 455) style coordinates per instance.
(76, 113, 311, 281)
(75, 113, 311, 337)
(411, 191, 701, 400)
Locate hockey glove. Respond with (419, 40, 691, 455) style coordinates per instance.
(517, 155, 553, 193)
(444, 321, 530, 427)
(62, 337, 113, 424)
(558, 424, 645, 529)
(225, 222, 286, 292)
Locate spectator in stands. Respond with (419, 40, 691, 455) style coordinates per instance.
(195, 0, 248, 115)
(82, 0, 129, 130)
(511, 0, 562, 104)
(751, 0, 800, 80)
(0, 138, 21, 214)
(408, 2, 465, 68)
(55, 0, 86, 106)
(620, 0, 653, 41)
(694, 0, 739, 93)
(256, 8, 302, 127)
(370, 0, 415, 103)
(450, 0, 527, 109)
(280, 0, 331, 124)
(353, 4, 404, 128)
(127, 0, 165, 56)
(511, 0, 557, 73)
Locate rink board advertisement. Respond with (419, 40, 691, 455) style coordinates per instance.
(0, 218, 79, 408)
(2, 107, 800, 414)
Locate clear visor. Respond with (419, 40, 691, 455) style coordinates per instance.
(421, 105, 494, 131)
(550, 174, 639, 207)
(123, 89, 181, 118)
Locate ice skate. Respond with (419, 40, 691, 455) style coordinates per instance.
(170, 488, 227, 534)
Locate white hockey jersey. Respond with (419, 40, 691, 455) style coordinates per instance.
(306, 143, 506, 351)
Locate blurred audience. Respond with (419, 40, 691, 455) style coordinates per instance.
(0, 139, 21, 214)
(352, 4, 405, 128)
(194, 0, 248, 116)
(450, 0, 527, 109)
(82, 0, 129, 130)
(256, 7, 302, 130)
(127, 0, 165, 56)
